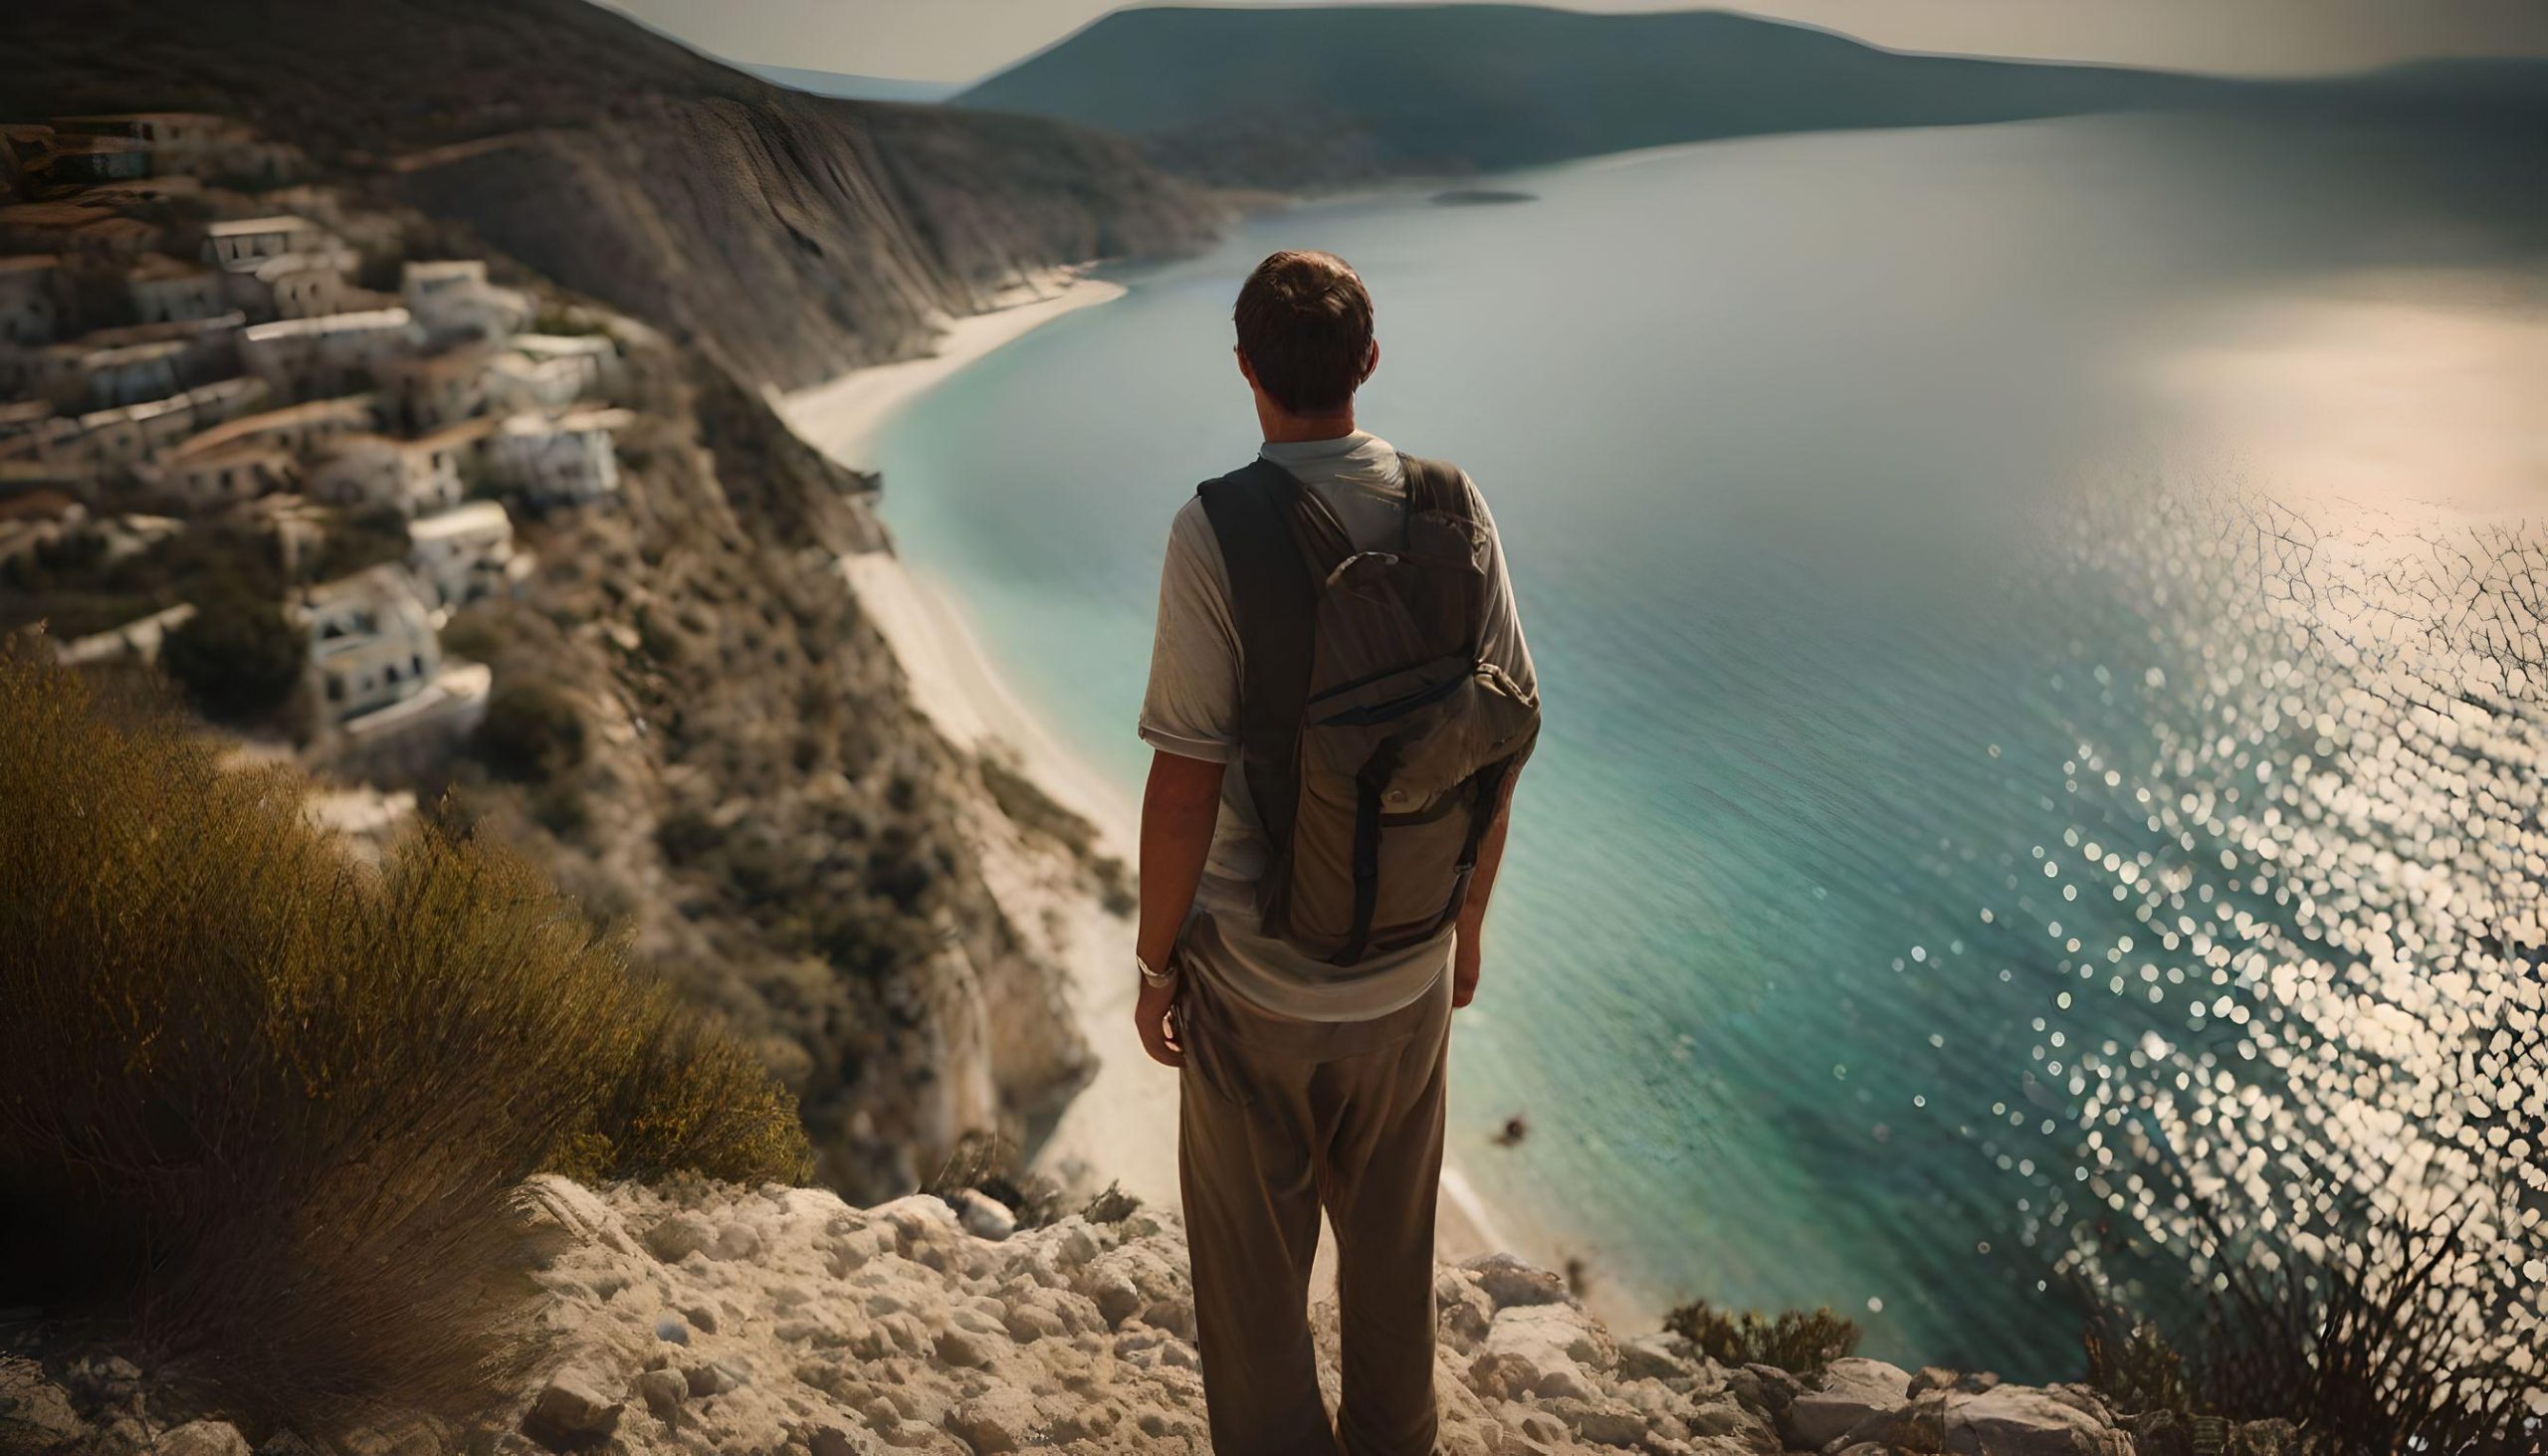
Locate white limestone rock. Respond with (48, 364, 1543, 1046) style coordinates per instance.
(954, 1189, 1017, 1241)
(1460, 1250, 1571, 1310)
(152, 1422, 253, 1456)
(1783, 1356, 1911, 1449)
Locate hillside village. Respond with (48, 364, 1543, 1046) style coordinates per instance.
(0, 112, 636, 769)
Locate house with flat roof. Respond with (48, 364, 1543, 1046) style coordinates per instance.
(163, 440, 298, 511)
(401, 259, 532, 342)
(6, 376, 271, 474)
(299, 563, 441, 722)
(202, 215, 333, 270)
(491, 332, 621, 411)
(226, 246, 372, 322)
(1, 312, 246, 409)
(0, 255, 61, 345)
(485, 407, 630, 506)
(310, 424, 485, 520)
(51, 113, 253, 177)
(240, 308, 419, 397)
(126, 253, 231, 324)
(162, 393, 380, 467)
(408, 500, 530, 610)
(384, 344, 502, 430)
(30, 134, 151, 185)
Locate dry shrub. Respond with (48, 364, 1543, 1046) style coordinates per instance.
(0, 639, 807, 1434)
(920, 1130, 1066, 1230)
(2079, 1194, 2548, 1454)
(1663, 1299, 1862, 1377)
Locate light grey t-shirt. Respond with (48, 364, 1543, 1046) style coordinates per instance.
(1139, 431, 1538, 1021)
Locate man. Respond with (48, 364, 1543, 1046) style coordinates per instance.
(1134, 249, 1539, 1456)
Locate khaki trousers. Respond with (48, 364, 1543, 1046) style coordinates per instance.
(1176, 967, 1451, 1456)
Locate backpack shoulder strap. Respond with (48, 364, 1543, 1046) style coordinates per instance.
(1195, 457, 1315, 848)
(1395, 452, 1487, 652)
(1396, 453, 1474, 528)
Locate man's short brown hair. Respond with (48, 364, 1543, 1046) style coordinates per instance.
(1233, 250, 1374, 416)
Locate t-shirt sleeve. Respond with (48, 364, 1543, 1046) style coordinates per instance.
(1138, 497, 1242, 763)
(1466, 473, 1539, 700)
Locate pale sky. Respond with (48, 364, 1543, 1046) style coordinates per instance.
(600, 0, 2548, 85)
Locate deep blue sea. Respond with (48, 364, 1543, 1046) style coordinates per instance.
(867, 114, 2545, 1373)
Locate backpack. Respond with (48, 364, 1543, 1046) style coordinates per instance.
(1196, 452, 1541, 968)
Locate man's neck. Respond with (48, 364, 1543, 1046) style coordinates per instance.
(1257, 406, 1358, 445)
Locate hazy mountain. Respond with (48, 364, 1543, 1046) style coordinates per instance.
(959, 4, 2545, 189)
(956, 5, 2228, 185)
(743, 63, 965, 104)
(8, 0, 1220, 390)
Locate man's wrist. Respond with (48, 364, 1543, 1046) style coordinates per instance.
(1136, 949, 1178, 988)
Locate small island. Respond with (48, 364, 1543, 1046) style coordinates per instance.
(1431, 187, 1539, 206)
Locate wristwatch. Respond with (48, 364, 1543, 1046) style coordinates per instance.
(1136, 951, 1178, 989)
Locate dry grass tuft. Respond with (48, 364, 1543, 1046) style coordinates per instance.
(1663, 1299, 1862, 1377)
(0, 638, 807, 1434)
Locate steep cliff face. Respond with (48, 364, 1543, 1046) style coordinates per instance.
(437, 314, 1099, 1200)
(7, 0, 1223, 388)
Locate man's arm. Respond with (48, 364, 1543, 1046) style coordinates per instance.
(1134, 748, 1224, 1066)
(1452, 776, 1519, 1009)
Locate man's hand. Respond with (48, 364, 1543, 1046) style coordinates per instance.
(1135, 976, 1183, 1067)
(1453, 933, 1482, 1009)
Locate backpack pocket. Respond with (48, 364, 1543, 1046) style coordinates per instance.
(1274, 657, 1540, 965)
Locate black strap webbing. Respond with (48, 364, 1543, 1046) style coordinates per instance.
(1196, 459, 1318, 856)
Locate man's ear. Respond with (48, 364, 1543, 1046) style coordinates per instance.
(1362, 338, 1380, 385)
(1234, 345, 1258, 389)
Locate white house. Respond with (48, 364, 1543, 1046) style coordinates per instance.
(74, 339, 189, 409)
(495, 332, 617, 407)
(0, 255, 60, 345)
(163, 440, 297, 510)
(300, 563, 442, 722)
(239, 308, 419, 397)
(485, 407, 629, 505)
(401, 259, 531, 341)
(13, 376, 270, 473)
(51, 113, 250, 176)
(202, 215, 332, 270)
(309, 425, 482, 519)
(386, 345, 500, 430)
(1, 313, 244, 409)
(408, 500, 529, 610)
(162, 393, 378, 469)
(125, 254, 231, 323)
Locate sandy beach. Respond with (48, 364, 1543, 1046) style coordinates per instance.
(777, 270, 1519, 1272)
(777, 270, 1130, 471)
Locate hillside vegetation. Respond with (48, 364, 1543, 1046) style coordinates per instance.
(0, 643, 807, 1430)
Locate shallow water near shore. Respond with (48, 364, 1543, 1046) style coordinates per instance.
(868, 113, 2545, 1373)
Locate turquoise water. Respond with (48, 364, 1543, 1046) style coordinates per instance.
(871, 116, 2544, 1372)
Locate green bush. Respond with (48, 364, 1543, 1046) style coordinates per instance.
(1663, 1299, 1862, 1377)
(157, 584, 306, 724)
(475, 678, 587, 783)
(0, 640, 807, 1434)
